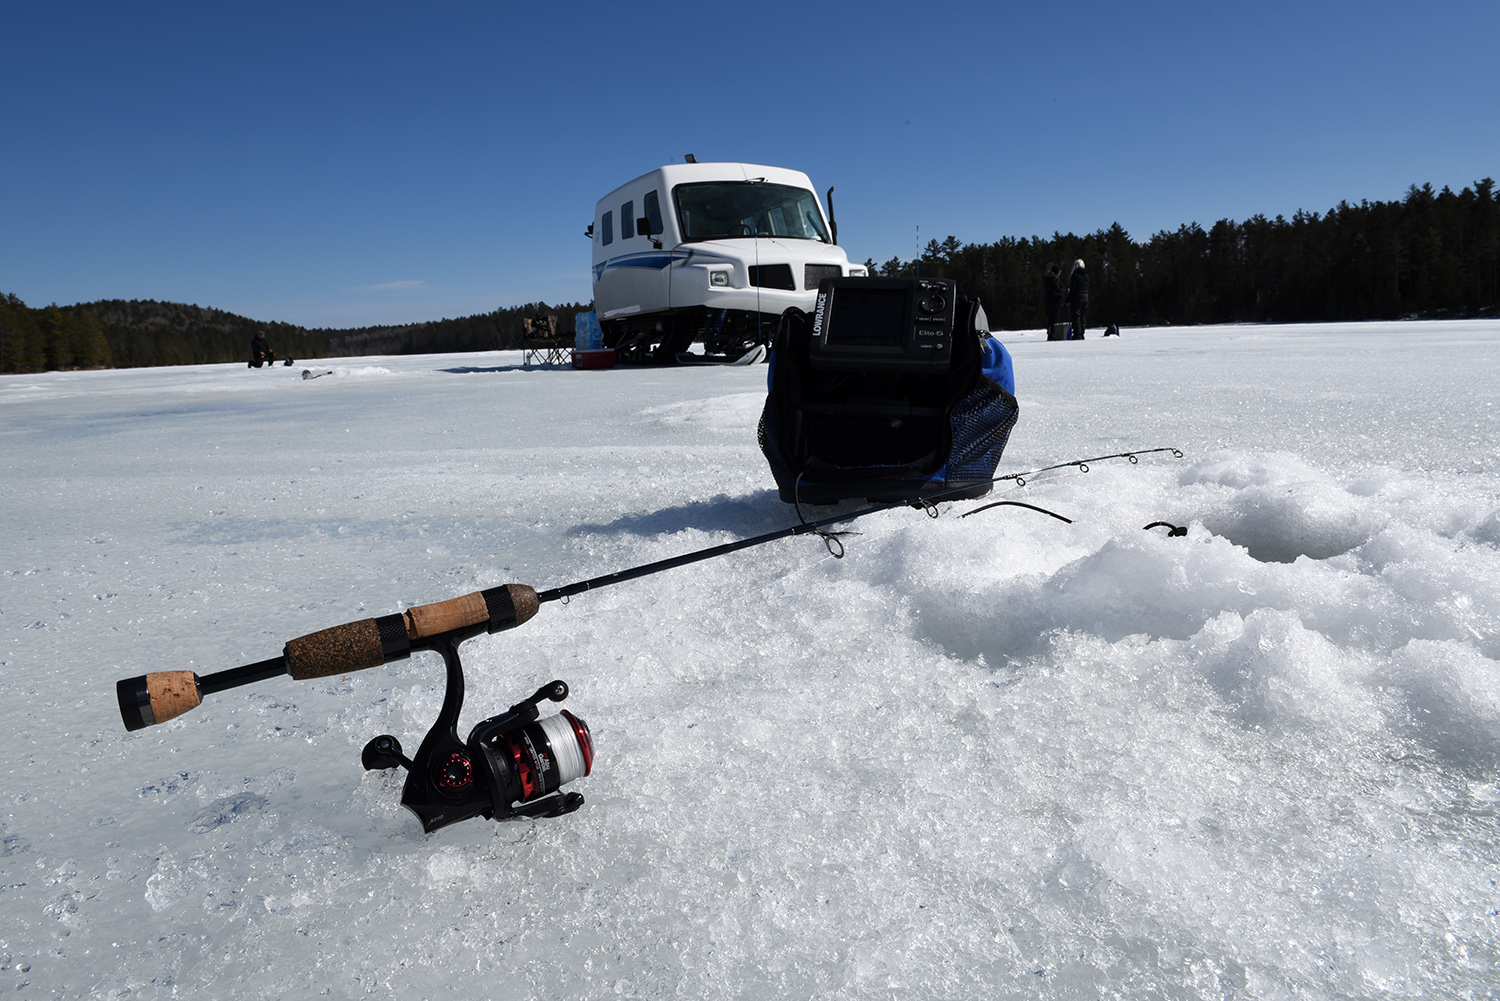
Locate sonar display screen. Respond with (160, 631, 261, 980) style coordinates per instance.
(824, 287, 908, 347)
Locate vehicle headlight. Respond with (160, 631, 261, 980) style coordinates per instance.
(848, 267, 868, 277)
(709, 271, 730, 287)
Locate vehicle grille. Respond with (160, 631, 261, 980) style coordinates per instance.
(804, 264, 843, 290)
(748, 264, 795, 290)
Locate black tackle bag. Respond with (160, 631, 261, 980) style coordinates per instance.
(758, 287, 1019, 505)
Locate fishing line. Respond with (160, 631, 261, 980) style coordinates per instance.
(542, 446, 1183, 605)
(959, 500, 1074, 523)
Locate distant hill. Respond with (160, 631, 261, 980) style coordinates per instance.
(0, 295, 587, 373)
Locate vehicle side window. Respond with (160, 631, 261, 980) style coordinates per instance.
(621, 201, 633, 239)
(643, 190, 663, 235)
(602, 211, 613, 246)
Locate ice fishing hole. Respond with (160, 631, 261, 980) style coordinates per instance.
(1201, 504, 1374, 563)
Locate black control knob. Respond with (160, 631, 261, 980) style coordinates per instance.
(920, 294, 946, 314)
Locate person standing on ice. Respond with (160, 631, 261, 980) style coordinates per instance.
(1066, 259, 1089, 340)
(1042, 263, 1065, 336)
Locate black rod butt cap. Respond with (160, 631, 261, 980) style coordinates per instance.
(117, 675, 153, 731)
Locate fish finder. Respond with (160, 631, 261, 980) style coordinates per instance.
(809, 277, 957, 372)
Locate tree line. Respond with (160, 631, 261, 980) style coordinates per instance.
(0, 296, 586, 373)
(4, 176, 1496, 373)
(0, 296, 115, 372)
(313, 303, 588, 359)
(871, 178, 1498, 330)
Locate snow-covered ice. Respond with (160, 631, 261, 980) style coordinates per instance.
(2, 320, 1498, 998)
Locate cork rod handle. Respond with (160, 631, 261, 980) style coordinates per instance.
(114, 584, 542, 731)
(117, 671, 202, 731)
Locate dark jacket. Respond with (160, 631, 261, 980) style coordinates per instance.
(1067, 268, 1089, 303)
(1042, 273, 1064, 312)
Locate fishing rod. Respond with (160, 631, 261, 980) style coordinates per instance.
(114, 446, 1181, 833)
(991, 447, 1183, 487)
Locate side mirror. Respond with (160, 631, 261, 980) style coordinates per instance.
(636, 217, 661, 249)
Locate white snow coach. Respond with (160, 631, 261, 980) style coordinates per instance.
(589, 161, 864, 362)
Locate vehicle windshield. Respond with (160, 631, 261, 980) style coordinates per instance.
(673, 182, 831, 243)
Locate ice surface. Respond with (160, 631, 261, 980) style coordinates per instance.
(2, 322, 1498, 998)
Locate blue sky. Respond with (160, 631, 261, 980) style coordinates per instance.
(4, 1, 1496, 328)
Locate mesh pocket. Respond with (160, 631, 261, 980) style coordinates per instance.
(946, 379, 1019, 482)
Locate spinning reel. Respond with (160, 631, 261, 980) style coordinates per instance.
(358, 635, 592, 831)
